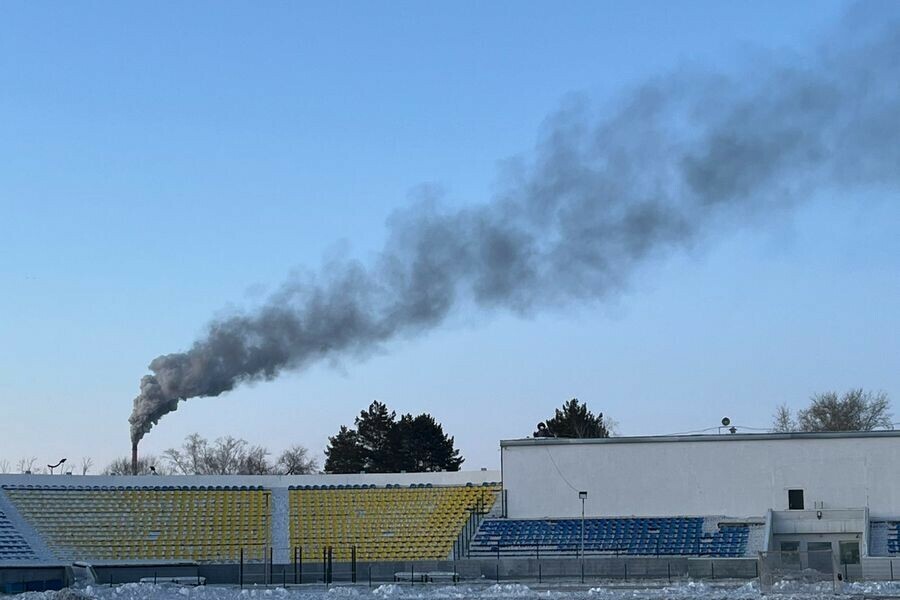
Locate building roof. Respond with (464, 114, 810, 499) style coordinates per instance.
(501, 429, 900, 447)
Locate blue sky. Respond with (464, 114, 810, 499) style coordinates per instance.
(2, 1, 898, 472)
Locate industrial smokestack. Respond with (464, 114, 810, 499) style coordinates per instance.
(128, 4, 900, 444)
(131, 443, 138, 476)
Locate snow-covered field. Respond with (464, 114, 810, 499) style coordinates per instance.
(14, 581, 900, 600)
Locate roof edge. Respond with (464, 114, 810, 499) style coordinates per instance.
(501, 430, 900, 447)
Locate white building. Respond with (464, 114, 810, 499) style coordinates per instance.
(500, 431, 900, 570)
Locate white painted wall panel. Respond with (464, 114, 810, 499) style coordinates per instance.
(501, 435, 900, 520)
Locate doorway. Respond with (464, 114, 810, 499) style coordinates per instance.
(807, 541, 833, 573)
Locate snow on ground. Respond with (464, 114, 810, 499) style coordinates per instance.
(14, 580, 900, 600)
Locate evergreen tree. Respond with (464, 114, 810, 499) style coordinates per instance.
(324, 426, 366, 474)
(534, 398, 610, 438)
(355, 401, 397, 473)
(391, 413, 463, 472)
(324, 402, 465, 472)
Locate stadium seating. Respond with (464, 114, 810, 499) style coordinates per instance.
(2, 485, 269, 562)
(887, 522, 900, 554)
(0, 508, 37, 562)
(289, 483, 499, 561)
(470, 517, 750, 557)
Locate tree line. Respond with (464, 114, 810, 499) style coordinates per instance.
(1, 389, 890, 475)
(772, 389, 892, 433)
(526, 390, 892, 440)
(0, 457, 94, 476)
(103, 434, 319, 476)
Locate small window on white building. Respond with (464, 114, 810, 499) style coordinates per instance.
(788, 489, 804, 510)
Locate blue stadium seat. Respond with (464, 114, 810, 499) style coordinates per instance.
(0, 509, 38, 562)
(469, 517, 752, 558)
(889, 522, 900, 554)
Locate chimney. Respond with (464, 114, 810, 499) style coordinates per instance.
(131, 443, 138, 476)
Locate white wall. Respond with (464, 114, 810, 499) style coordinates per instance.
(501, 434, 900, 520)
(0, 469, 499, 489)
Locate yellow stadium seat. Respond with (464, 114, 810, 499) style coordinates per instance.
(5, 486, 270, 563)
(288, 484, 498, 561)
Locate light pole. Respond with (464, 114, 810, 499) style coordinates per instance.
(579, 491, 588, 559)
(48, 458, 66, 475)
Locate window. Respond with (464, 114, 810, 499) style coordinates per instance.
(840, 541, 860, 565)
(780, 541, 800, 567)
(808, 542, 833, 573)
(788, 489, 804, 510)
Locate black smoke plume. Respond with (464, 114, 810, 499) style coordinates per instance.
(130, 6, 900, 444)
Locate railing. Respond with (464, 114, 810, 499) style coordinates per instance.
(467, 540, 747, 559)
(452, 495, 494, 560)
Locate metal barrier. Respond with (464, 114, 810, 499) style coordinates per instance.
(757, 549, 861, 593)
(229, 547, 756, 587)
(37, 542, 758, 587)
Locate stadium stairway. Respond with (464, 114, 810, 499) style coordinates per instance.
(270, 487, 290, 564)
(0, 488, 52, 563)
(482, 490, 504, 519)
(742, 518, 768, 558)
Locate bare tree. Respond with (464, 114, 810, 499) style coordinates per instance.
(795, 389, 892, 432)
(103, 455, 168, 475)
(604, 417, 622, 437)
(240, 445, 273, 475)
(276, 445, 319, 474)
(0, 459, 10, 473)
(16, 457, 36, 473)
(80, 457, 94, 476)
(772, 404, 796, 433)
(165, 434, 274, 475)
(205, 436, 251, 474)
(163, 433, 209, 474)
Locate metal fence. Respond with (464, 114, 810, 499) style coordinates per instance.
(757, 550, 864, 593)
(225, 547, 759, 587)
(65, 547, 762, 587)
